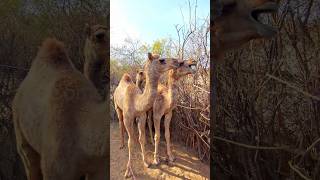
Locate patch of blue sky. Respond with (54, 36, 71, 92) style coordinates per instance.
(111, 0, 210, 46)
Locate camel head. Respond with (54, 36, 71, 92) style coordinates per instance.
(84, 24, 108, 89)
(175, 59, 197, 78)
(136, 68, 146, 89)
(146, 52, 180, 74)
(213, 0, 278, 59)
(85, 24, 108, 49)
(136, 69, 145, 82)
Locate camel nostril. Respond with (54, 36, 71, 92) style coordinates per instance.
(96, 33, 105, 40)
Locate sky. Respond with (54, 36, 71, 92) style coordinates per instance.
(110, 0, 210, 46)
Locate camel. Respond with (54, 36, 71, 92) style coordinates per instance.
(113, 53, 180, 178)
(128, 60, 197, 164)
(135, 69, 145, 90)
(144, 59, 197, 165)
(115, 69, 146, 150)
(84, 24, 108, 89)
(12, 38, 108, 180)
(213, 0, 279, 60)
(118, 69, 146, 148)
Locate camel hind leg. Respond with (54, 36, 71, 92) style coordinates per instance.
(12, 111, 42, 180)
(115, 105, 125, 149)
(147, 110, 154, 145)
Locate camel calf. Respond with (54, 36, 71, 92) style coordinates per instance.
(12, 38, 108, 180)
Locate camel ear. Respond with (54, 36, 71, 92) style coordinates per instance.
(85, 23, 91, 37)
(188, 58, 196, 64)
(147, 52, 153, 60)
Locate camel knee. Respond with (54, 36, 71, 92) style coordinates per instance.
(128, 137, 134, 148)
(154, 133, 160, 143)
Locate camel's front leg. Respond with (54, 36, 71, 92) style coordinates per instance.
(153, 113, 162, 165)
(123, 115, 135, 178)
(137, 114, 150, 168)
(147, 110, 154, 145)
(164, 111, 175, 162)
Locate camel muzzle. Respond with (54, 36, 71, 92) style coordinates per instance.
(250, 2, 278, 38)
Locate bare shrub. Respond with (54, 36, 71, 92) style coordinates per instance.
(213, 0, 320, 179)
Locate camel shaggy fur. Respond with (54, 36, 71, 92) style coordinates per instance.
(12, 38, 108, 180)
(113, 53, 180, 178)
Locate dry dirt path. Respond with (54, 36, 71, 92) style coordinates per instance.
(110, 122, 210, 180)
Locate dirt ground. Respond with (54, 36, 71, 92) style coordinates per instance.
(110, 122, 210, 180)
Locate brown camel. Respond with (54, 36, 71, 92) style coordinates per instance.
(146, 59, 197, 165)
(12, 38, 108, 180)
(135, 69, 145, 90)
(115, 69, 147, 150)
(132, 60, 197, 163)
(113, 53, 180, 178)
(213, 0, 278, 59)
(84, 24, 108, 89)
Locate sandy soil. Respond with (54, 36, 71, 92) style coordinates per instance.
(110, 122, 210, 180)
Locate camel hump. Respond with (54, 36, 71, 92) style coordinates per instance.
(37, 38, 69, 65)
(121, 73, 132, 83)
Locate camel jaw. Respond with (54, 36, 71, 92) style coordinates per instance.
(250, 2, 278, 38)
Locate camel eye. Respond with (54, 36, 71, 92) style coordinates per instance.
(159, 59, 166, 64)
(189, 64, 196, 70)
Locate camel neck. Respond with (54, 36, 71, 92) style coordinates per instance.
(84, 39, 107, 87)
(167, 71, 179, 105)
(85, 40, 108, 63)
(136, 79, 144, 91)
(135, 63, 159, 112)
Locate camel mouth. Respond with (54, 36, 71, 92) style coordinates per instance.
(251, 2, 278, 37)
